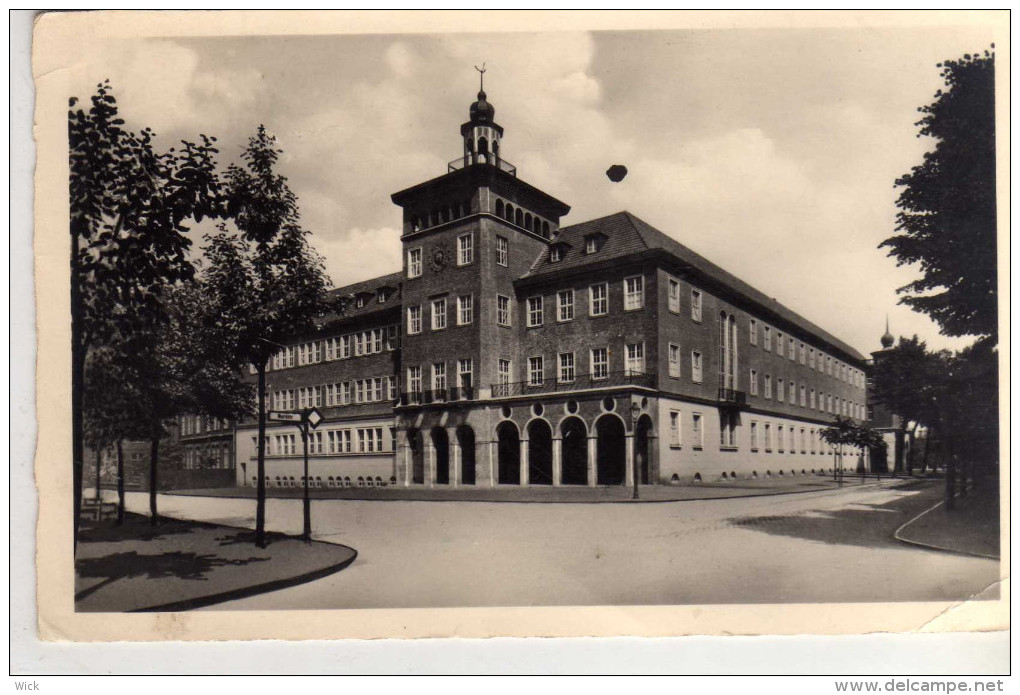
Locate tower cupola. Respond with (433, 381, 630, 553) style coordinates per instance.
(880, 317, 895, 349)
(460, 64, 504, 167)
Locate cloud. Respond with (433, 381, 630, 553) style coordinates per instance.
(308, 227, 402, 289)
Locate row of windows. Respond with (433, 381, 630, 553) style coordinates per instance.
(181, 445, 232, 470)
(666, 411, 856, 454)
(745, 370, 864, 417)
(493, 198, 552, 238)
(256, 327, 400, 374)
(409, 200, 472, 233)
(406, 359, 474, 393)
(253, 426, 393, 456)
(407, 295, 475, 334)
(487, 346, 645, 389)
(270, 376, 398, 411)
(747, 318, 864, 387)
(179, 415, 229, 436)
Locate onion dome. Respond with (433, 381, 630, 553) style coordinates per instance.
(880, 318, 894, 348)
(469, 90, 495, 124)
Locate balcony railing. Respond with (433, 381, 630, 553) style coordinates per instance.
(718, 387, 748, 407)
(491, 370, 655, 399)
(399, 385, 475, 407)
(448, 156, 517, 177)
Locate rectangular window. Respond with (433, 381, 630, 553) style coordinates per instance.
(589, 283, 608, 316)
(287, 347, 295, 368)
(497, 295, 511, 326)
(408, 248, 422, 278)
(777, 425, 785, 453)
(550, 246, 563, 263)
(496, 236, 508, 266)
(764, 325, 772, 351)
(777, 378, 785, 402)
(624, 276, 644, 310)
(340, 335, 352, 359)
(431, 297, 447, 331)
(749, 369, 758, 396)
(387, 376, 397, 401)
(558, 352, 575, 383)
(827, 356, 832, 374)
(457, 295, 473, 325)
(751, 421, 758, 451)
(799, 342, 806, 364)
(691, 351, 703, 383)
(527, 296, 544, 327)
(408, 366, 422, 397)
(354, 332, 365, 357)
(789, 380, 796, 403)
(800, 428, 807, 454)
(810, 428, 816, 454)
(800, 385, 806, 407)
(626, 343, 645, 374)
(585, 236, 597, 254)
(809, 348, 816, 369)
(811, 389, 817, 409)
(764, 374, 772, 399)
(528, 356, 544, 386)
(668, 278, 681, 313)
(432, 363, 446, 392)
(386, 325, 399, 351)
(557, 289, 575, 322)
(788, 337, 795, 361)
(354, 380, 365, 404)
(591, 348, 609, 379)
(692, 413, 703, 448)
(458, 359, 473, 390)
(342, 383, 352, 405)
(750, 319, 758, 346)
(691, 290, 703, 322)
(457, 233, 474, 265)
(325, 338, 336, 361)
(498, 359, 512, 389)
(765, 423, 772, 451)
(719, 411, 736, 448)
(670, 411, 681, 447)
(668, 343, 681, 378)
(408, 306, 422, 335)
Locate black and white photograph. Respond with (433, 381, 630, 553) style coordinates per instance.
(23, 10, 1007, 660)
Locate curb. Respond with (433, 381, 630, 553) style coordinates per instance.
(157, 477, 904, 506)
(893, 499, 1000, 561)
(130, 545, 358, 613)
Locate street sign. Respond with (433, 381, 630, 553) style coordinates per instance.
(268, 411, 302, 422)
(306, 407, 322, 429)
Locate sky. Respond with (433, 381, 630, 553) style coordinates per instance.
(68, 23, 997, 356)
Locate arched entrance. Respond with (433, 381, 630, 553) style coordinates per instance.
(457, 425, 476, 485)
(496, 421, 521, 485)
(560, 417, 588, 485)
(527, 419, 554, 485)
(635, 415, 653, 485)
(431, 427, 449, 485)
(596, 415, 626, 485)
(407, 428, 424, 484)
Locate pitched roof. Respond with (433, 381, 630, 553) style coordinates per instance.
(316, 270, 403, 326)
(525, 211, 866, 362)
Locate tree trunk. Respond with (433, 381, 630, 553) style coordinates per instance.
(256, 363, 267, 548)
(95, 447, 103, 500)
(905, 423, 918, 475)
(945, 438, 956, 510)
(920, 427, 932, 474)
(72, 230, 84, 554)
(149, 435, 160, 525)
(116, 439, 125, 525)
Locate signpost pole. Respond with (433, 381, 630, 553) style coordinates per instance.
(302, 417, 311, 542)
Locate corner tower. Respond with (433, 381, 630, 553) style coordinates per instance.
(390, 77, 570, 487)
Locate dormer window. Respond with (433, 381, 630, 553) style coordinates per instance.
(377, 288, 389, 304)
(584, 233, 606, 254)
(356, 296, 366, 309)
(549, 242, 570, 263)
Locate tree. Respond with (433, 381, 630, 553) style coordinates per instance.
(69, 82, 222, 547)
(200, 126, 333, 548)
(869, 335, 949, 473)
(820, 416, 888, 483)
(880, 48, 997, 342)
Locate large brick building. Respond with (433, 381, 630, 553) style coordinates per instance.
(232, 86, 870, 490)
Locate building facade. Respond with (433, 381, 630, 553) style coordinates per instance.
(232, 87, 870, 490)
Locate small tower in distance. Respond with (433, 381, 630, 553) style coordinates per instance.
(880, 316, 895, 350)
(461, 63, 503, 168)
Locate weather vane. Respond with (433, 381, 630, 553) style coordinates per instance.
(475, 62, 486, 92)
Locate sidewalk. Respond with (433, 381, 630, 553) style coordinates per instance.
(894, 483, 1001, 559)
(75, 513, 357, 612)
(169, 473, 913, 504)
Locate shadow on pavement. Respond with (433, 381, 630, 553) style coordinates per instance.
(75, 551, 270, 601)
(728, 481, 944, 551)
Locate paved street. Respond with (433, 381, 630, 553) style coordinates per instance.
(123, 480, 999, 609)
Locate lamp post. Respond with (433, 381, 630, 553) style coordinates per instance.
(630, 402, 641, 500)
(301, 407, 322, 542)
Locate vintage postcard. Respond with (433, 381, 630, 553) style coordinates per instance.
(32, 10, 1009, 643)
